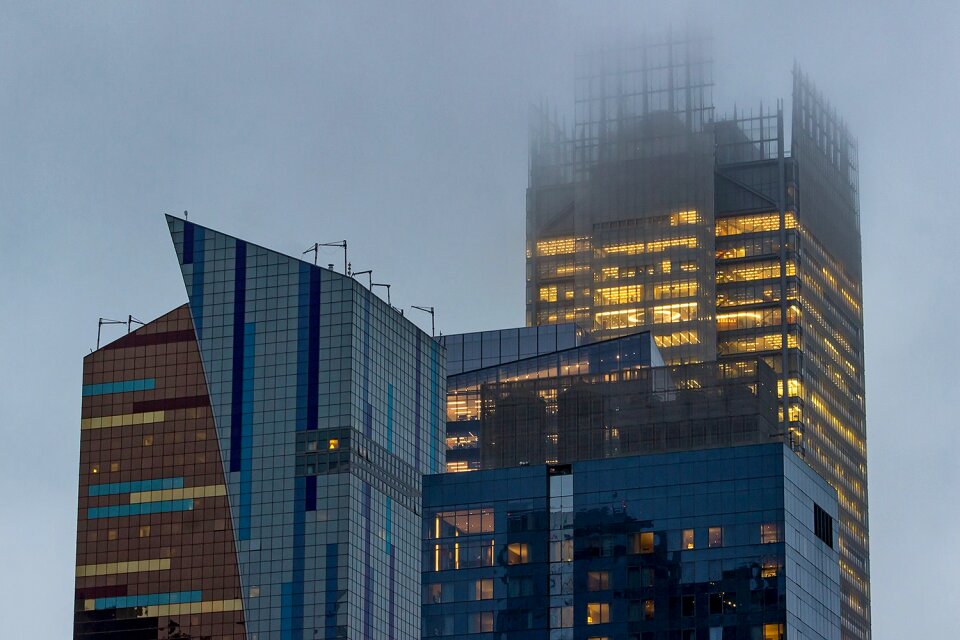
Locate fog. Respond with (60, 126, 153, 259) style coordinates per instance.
(1, 2, 956, 637)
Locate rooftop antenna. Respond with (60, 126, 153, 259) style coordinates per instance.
(127, 315, 145, 334)
(184, 210, 188, 221)
(97, 317, 126, 350)
(352, 269, 373, 289)
(302, 240, 348, 272)
(371, 282, 391, 306)
(411, 305, 435, 337)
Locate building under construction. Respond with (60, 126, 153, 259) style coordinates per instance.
(525, 36, 869, 640)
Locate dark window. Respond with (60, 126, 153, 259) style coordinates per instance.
(709, 592, 723, 615)
(814, 503, 833, 548)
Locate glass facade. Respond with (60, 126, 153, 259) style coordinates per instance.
(423, 443, 841, 639)
(445, 330, 779, 473)
(76, 305, 245, 639)
(74, 218, 445, 639)
(526, 38, 869, 639)
(444, 331, 665, 472)
(439, 324, 583, 376)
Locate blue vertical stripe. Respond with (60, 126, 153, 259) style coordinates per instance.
(182, 221, 194, 264)
(298, 263, 320, 513)
(190, 225, 205, 334)
(296, 263, 310, 430)
(230, 241, 247, 474)
(239, 321, 255, 540)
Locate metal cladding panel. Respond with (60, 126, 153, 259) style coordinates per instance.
(166, 216, 444, 639)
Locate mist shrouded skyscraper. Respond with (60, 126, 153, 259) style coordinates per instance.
(526, 36, 869, 639)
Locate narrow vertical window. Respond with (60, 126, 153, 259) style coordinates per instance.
(760, 522, 781, 544)
(708, 527, 723, 548)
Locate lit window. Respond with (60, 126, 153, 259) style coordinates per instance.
(328, 439, 339, 450)
(550, 539, 573, 562)
(110, 462, 120, 472)
(586, 602, 610, 625)
(760, 523, 781, 544)
(432, 508, 495, 538)
(249, 586, 260, 598)
(760, 561, 779, 578)
(138, 526, 151, 538)
(90, 465, 100, 474)
(107, 529, 118, 541)
(143, 435, 154, 446)
(763, 623, 785, 640)
(632, 531, 654, 554)
(537, 237, 576, 256)
(643, 599, 655, 620)
(587, 571, 609, 591)
(540, 286, 559, 302)
(506, 543, 528, 565)
(708, 527, 723, 548)
(307, 440, 318, 451)
(476, 578, 493, 600)
(470, 611, 493, 633)
(682, 529, 694, 549)
(427, 583, 442, 603)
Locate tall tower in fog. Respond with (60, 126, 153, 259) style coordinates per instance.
(526, 36, 869, 639)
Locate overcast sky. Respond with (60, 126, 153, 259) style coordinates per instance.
(1, 2, 957, 637)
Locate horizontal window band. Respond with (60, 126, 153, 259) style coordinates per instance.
(87, 499, 193, 519)
(128, 484, 226, 504)
(76, 558, 171, 577)
(132, 395, 209, 413)
(82, 378, 156, 397)
(85, 590, 202, 611)
(103, 329, 195, 350)
(88, 477, 184, 497)
(81, 411, 164, 430)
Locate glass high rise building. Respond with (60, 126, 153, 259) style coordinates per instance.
(74, 218, 445, 639)
(526, 38, 868, 639)
(423, 443, 841, 640)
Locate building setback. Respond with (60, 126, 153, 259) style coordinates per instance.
(525, 37, 868, 639)
(74, 218, 445, 639)
(423, 443, 841, 640)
